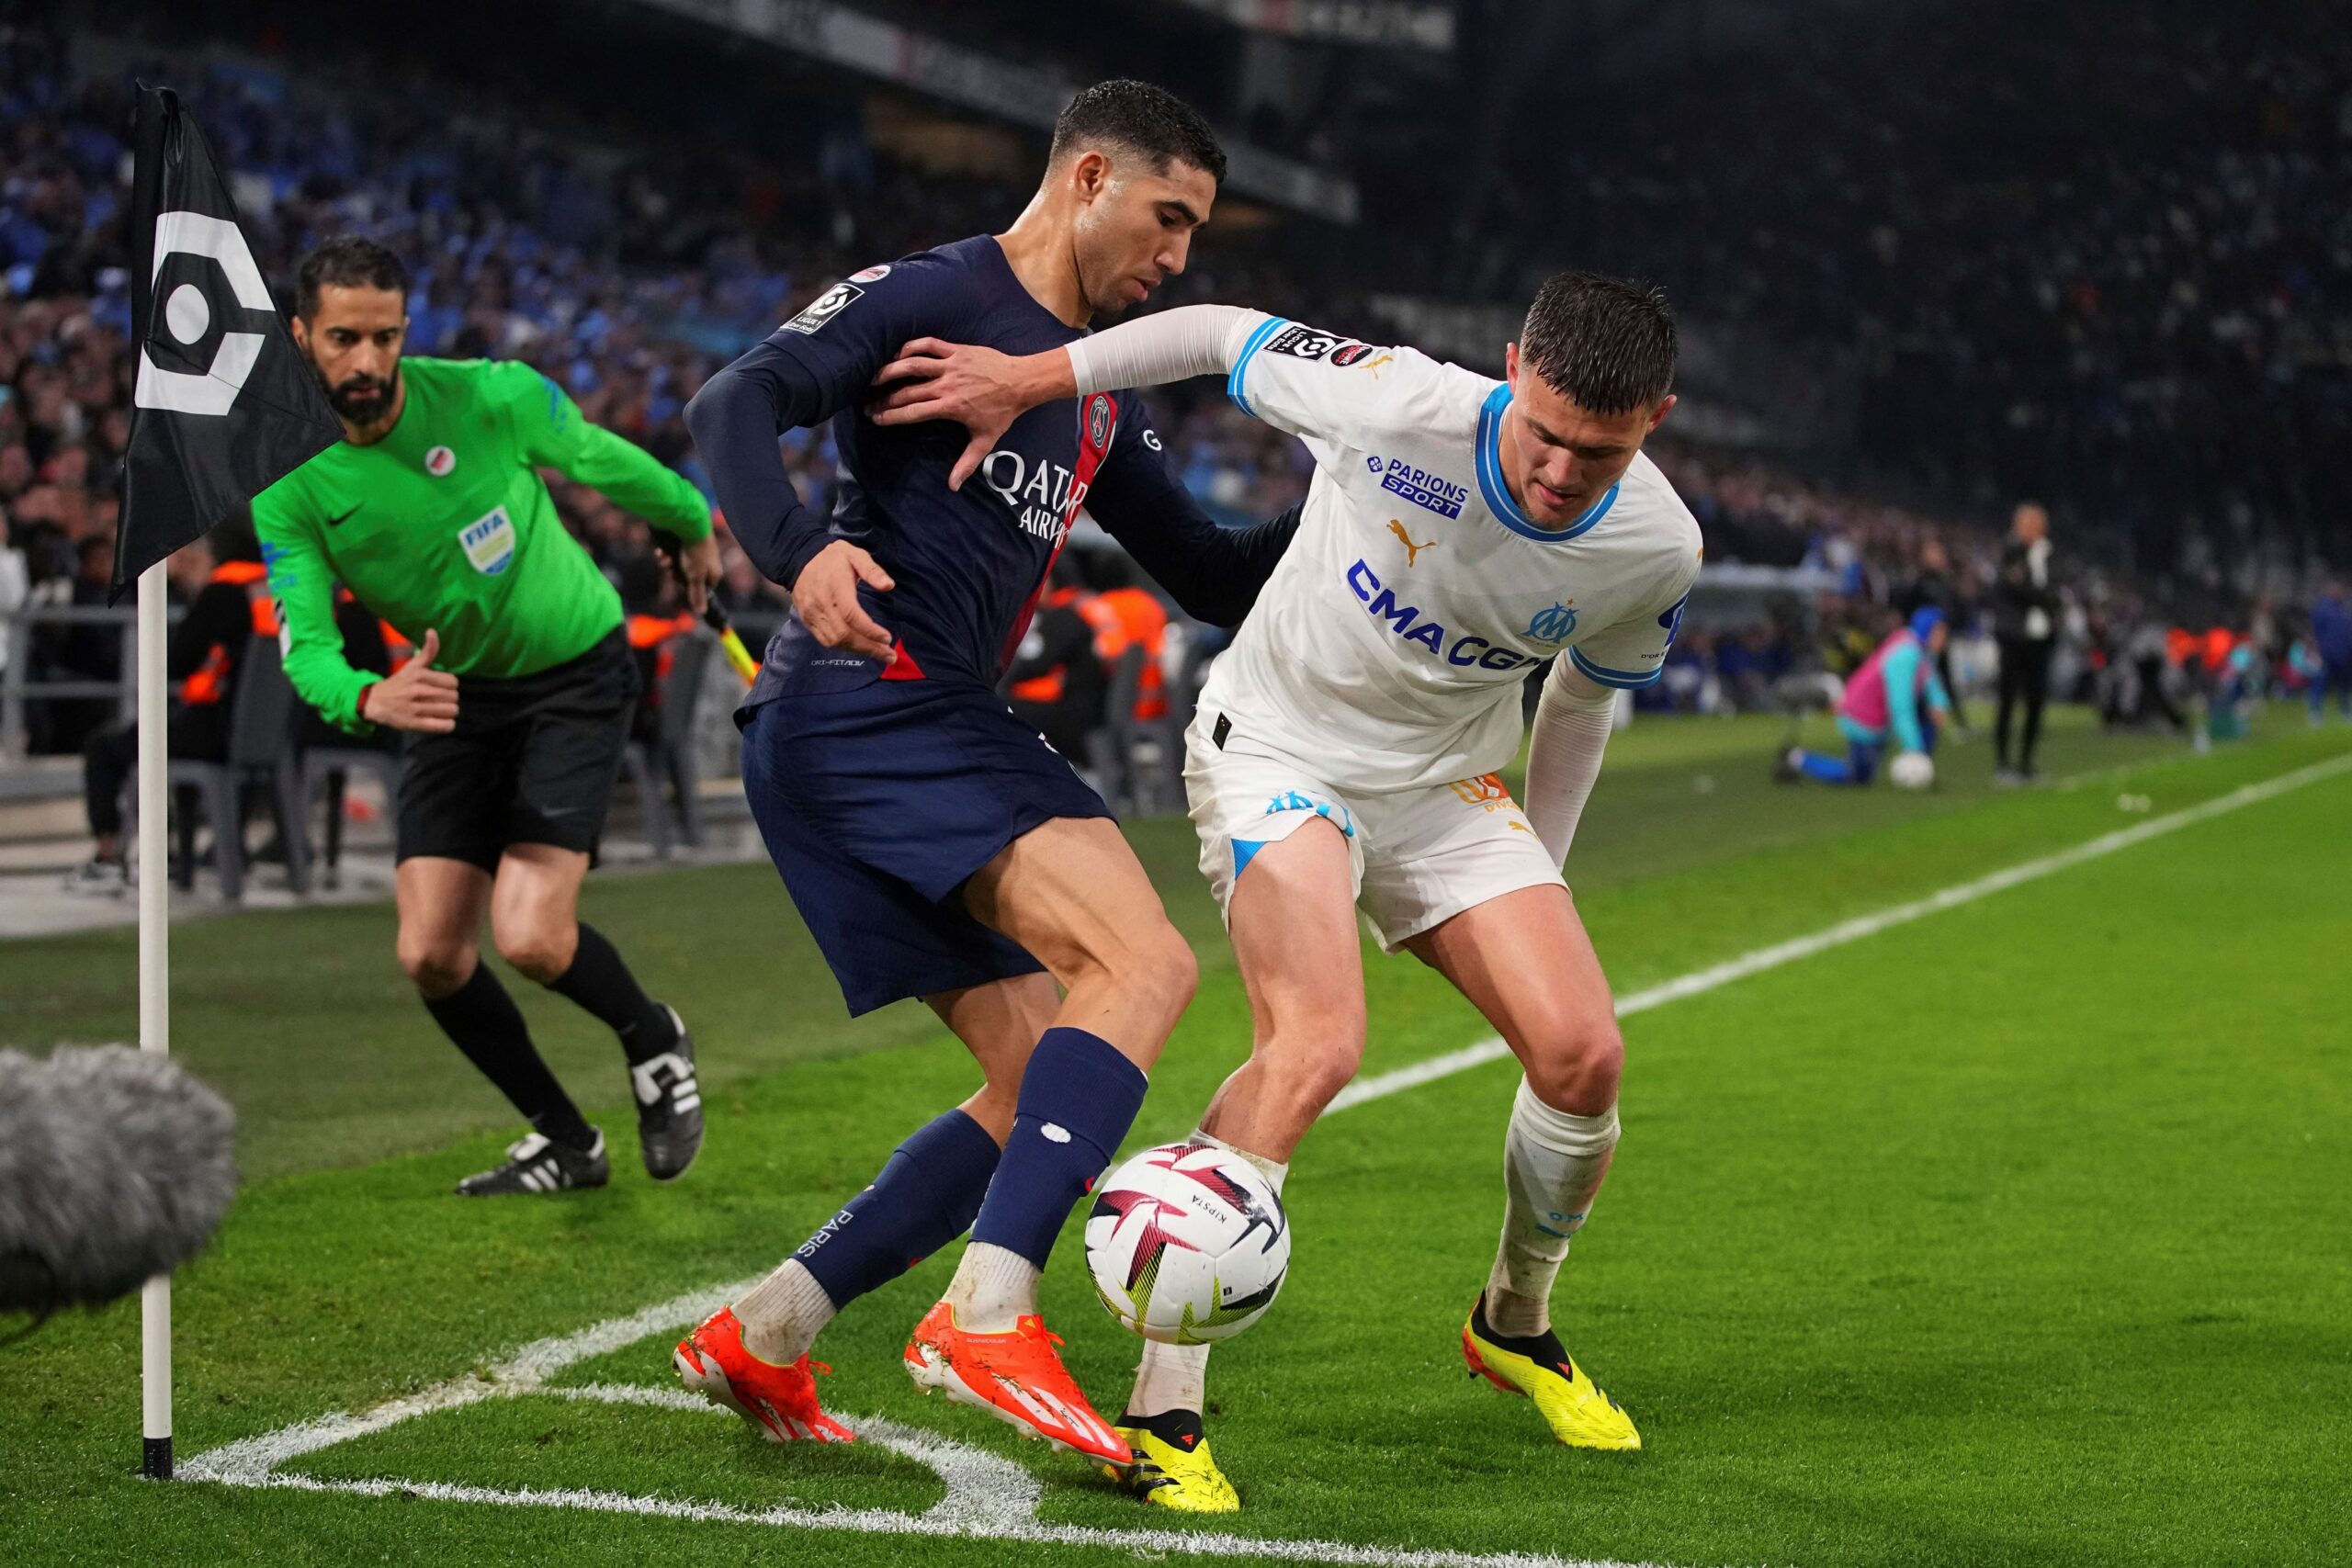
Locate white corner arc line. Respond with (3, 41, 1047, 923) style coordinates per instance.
(1327, 748, 2352, 1113)
(181, 1279, 1666, 1567)
(175, 748, 2352, 1566)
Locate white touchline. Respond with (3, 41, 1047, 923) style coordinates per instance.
(1326, 748, 2352, 1114)
(176, 747, 2352, 1565)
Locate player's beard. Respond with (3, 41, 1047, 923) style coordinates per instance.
(321, 364, 399, 425)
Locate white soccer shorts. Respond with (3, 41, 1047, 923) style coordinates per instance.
(1184, 711, 1565, 953)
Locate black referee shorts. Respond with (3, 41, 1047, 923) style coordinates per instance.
(397, 627, 640, 871)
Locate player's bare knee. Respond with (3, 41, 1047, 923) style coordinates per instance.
(398, 933, 475, 998)
(1302, 1034, 1366, 1110)
(1522, 1019, 1623, 1116)
(1099, 916, 1196, 1034)
(492, 919, 576, 984)
(1265, 1022, 1364, 1120)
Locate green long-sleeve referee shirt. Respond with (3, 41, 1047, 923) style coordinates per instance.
(253, 355, 712, 730)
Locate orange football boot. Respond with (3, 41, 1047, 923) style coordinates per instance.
(673, 1305, 853, 1443)
(902, 1300, 1129, 1465)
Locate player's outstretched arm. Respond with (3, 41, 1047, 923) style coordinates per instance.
(503, 365, 719, 608)
(871, 305, 1263, 490)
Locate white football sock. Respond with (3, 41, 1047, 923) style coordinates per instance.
(1191, 1129, 1290, 1194)
(944, 1240, 1040, 1334)
(1485, 1078, 1619, 1339)
(733, 1258, 836, 1366)
(1126, 1337, 1212, 1419)
(1125, 1129, 1290, 1419)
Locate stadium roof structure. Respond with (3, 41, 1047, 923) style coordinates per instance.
(622, 0, 1363, 223)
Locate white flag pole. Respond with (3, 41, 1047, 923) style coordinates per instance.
(137, 559, 172, 1482)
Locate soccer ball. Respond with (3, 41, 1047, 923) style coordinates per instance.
(1890, 750, 1935, 790)
(1084, 1143, 1290, 1345)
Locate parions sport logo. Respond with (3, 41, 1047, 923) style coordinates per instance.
(1366, 454, 1466, 519)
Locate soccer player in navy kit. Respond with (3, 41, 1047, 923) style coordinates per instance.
(672, 83, 1295, 1465)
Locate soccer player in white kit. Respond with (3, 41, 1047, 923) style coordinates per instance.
(874, 273, 1700, 1510)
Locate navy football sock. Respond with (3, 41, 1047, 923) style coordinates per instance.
(970, 1027, 1149, 1269)
(797, 1108, 1003, 1308)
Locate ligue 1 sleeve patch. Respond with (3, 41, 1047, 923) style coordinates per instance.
(782, 281, 864, 335)
(1264, 324, 1356, 361)
(458, 505, 516, 575)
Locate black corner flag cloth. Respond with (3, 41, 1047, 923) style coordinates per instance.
(115, 83, 338, 603)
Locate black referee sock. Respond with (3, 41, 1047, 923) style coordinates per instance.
(423, 964, 597, 1151)
(545, 922, 677, 1066)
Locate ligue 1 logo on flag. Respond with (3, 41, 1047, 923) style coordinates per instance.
(117, 83, 338, 603)
(133, 212, 274, 417)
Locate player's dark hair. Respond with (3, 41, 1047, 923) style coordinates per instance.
(1518, 272, 1676, 415)
(1050, 79, 1227, 186)
(295, 235, 411, 320)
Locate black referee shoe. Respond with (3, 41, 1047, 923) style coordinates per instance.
(456, 1130, 609, 1197)
(630, 1005, 704, 1182)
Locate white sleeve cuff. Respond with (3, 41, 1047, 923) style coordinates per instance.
(1066, 305, 1267, 396)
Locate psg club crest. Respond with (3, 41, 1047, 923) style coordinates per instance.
(1087, 393, 1112, 451)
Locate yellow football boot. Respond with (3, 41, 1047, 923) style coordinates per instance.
(1102, 1409, 1240, 1513)
(1461, 1296, 1642, 1450)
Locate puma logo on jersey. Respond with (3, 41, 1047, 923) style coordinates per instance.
(1387, 519, 1438, 567)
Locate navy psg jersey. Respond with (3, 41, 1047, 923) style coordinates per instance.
(690, 235, 1289, 707)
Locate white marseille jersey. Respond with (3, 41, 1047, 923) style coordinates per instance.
(1201, 318, 1704, 795)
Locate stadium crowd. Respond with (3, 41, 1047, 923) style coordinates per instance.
(1495, 0, 2351, 598)
(3, 6, 2342, 790)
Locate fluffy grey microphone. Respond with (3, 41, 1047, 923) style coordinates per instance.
(0, 1045, 237, 1323)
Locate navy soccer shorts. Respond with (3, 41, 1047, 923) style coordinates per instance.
(739, 682, 1113, 1016)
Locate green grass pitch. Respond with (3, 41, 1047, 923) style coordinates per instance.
(4, 712, 2347, 1566)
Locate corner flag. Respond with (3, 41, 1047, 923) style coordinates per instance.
(117, 83, 337, 1483)
(117, 83, 338, 601)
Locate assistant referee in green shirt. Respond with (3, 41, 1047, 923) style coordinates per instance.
(255, 236, 718, 1198)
